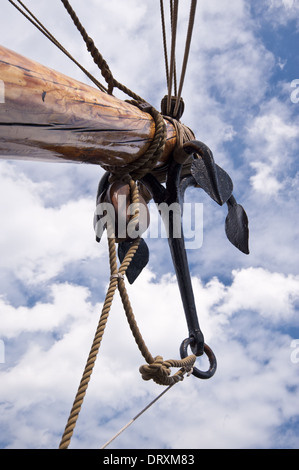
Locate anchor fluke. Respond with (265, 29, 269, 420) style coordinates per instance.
(184, 140, 233, 205)
(225, 196, 249, 254)
(118, 238, 149, 284)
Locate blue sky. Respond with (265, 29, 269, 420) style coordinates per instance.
(0, 0, 299, 449)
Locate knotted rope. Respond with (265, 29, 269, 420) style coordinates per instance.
(59, 179, 196, 449)
(102, 103, 167, 183)
(140, 355, 196, 385)
(59, 0, 170, 184)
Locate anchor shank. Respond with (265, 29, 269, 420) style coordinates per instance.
(143, 163, 205, 356)
(165, 160, 204, 356)
(167, 220, 204, 356)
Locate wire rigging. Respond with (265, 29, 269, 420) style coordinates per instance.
(9, 0, 197, 119)
(8, 0, 108, 92)
(167, 0, 179, 115)
(7, 0, 200, 449)
(100, 370, 192, 449)
(160, 0, 198, 118)
(174, 0, 197, 116)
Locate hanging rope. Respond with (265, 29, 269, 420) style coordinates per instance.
(9, 0, 200, 448)
(59, 180, 196, 449)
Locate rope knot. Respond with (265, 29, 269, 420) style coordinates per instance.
(139, 356, 171, 385)
(139, 355, 196, 386)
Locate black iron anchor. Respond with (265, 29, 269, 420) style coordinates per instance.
(94, 140, 249, 380)
(142, 158, 217, 379)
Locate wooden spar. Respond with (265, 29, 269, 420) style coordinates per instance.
(0, 45, 176, 167)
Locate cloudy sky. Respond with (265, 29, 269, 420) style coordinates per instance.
(0, 0, 299, 450)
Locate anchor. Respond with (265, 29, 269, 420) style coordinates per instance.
(94, 138, 249, 380)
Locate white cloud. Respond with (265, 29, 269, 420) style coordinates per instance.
(0, 162, 101, 284)
(245, 98, 299, 196)
(219, 267, 299, 320)
(0, 0, 299, 451)
(0, 282, 94, 339)
(254, 0, 299, 27)
(0, 266, 298, 449)
(250, 162, 283, 195)
(247, 104, 298, 161)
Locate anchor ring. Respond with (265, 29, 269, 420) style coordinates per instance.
(180, 337, 217, 379)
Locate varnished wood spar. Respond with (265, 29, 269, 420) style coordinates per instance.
(0, 45, 176, 167)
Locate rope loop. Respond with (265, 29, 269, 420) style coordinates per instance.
(139, 354, 197, 386)
(59, 165, 197, 448)
(103, 102, 167, 183)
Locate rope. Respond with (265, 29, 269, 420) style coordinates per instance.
(160, 0, 198, 119)
(12, 0, 197, 182)
(60, 0, 168, 183)
(59, 181, 140, 449)
(173, 0, 197, 117)
(170, 0, 178, 97)
(167, 0, 179, 115)
(160, 0, 170, 91)
(60, 0, 144, 102)
(10, 0, 199, 446)
(102, 103, 167, 183)
(59, 179, 196, 449)
(8, 0, 108, 93)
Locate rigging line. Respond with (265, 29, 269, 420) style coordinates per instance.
(8, 0, 108, 93)
(100, 370, 190, 449)
(160, 0, 170, 89)
(60, 0, 114, 95)
(173, 0, 197, 117)
(60, 0, 144, 102)
(167, 0, 179, 115)
(169, 0, 178, 98)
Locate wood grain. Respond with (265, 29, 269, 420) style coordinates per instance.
(0, 45, 176, 167)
